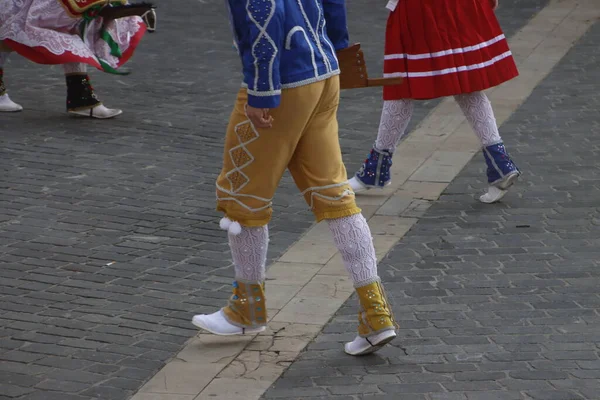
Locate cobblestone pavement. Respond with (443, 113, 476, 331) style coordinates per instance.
(0, 1, 548, 399)
(261, 19, 600, 400)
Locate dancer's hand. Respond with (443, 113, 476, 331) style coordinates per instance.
(489, 0, 498, 10)
(245, 104, 274, 129)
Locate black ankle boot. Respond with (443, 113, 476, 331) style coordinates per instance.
(66, 74, 101, 112)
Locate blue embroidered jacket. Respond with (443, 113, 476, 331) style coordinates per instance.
(226, 0, 349, 108)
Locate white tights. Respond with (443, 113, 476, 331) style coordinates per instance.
(228, 225, 269, 282)
(327, 214, 378, 285)
(63, 63, 87, 75)
(229, 213, 379, 286)
(374, 92, 502, 152)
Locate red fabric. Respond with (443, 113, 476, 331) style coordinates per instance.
(5, 40, 103, 69)
(3, 21, 146, 72)
(116, 22, 146, 68)
(383, 0, 519, 100)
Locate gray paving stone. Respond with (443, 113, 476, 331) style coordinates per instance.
(428, 395, 468, 400)
(80, 385, 131, 400)
(464, 392, 524, 400)
(499, 379, 553, 391)
(84, 364, 121, 376)
(525, 391, 584, 400)
(443, 381, 503, 392)
(103, 377, 144, 390)
(327, 384, 380, 395)
(454, 372, 506, 382)
(312, 376, 359, 386)
(34, 379, 89, 393)
(32, 356, 96, 370)
(42, 369, 105, 385)
(362, 396, 426, 400)
(262, 386, 329, 399)
(379, 383, 444, 394)
(0, 384, 35, 398)
(272, 398, 354, 400)
(509, 370, 569, 380)
(0, 372, 43, 389)
(19, 392, 89, 400)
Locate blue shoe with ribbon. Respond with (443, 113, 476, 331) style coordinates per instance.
(480, 142, 521, 203)
(349, 147, 393, 193)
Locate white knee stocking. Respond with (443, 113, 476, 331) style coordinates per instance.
(375, 99, 414, 152)
(63, 63, 87, 74)
(327, 214, 378, 285)
(228, 225, 269, 282)
(454, 92, 502, 147)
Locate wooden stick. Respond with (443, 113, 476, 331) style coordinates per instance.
(367, 77, 403, 87)
(98, 3, 155, 20)
(337, 43, 402, 90)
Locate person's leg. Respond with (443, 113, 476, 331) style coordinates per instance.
(289, 77, 397, 355)
(0, 51, 23, 112)
(192, 86, 319, 335)
(349, 99, 414, 192)
(63, 63, 122, 119)
(327, 214, 397, 355)
(454, 92, 521, 203)
(191, 224, 270, 335)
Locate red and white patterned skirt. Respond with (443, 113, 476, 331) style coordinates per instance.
(0, 0, 146, 74)
(383, 0, 519, 100)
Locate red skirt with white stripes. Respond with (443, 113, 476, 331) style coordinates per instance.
(383, 0, 519, 100)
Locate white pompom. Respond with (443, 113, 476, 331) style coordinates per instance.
(219, 217, 232, 230)
(228, 221, 242, 235)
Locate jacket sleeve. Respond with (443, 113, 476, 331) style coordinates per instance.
(322, 0, 349, 51)
(242, 0, 285, 108)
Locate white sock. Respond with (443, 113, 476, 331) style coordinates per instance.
(327, 214, 378, 285)
(374, 99, 414, 152)
(454, 92, 502, 147)
(63, 63, 87, 74)
(229, 225, 268, 282)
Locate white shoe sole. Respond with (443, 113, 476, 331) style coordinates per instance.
(191, 316, 265, 336)
(349, 177, 368, 193)
(68, 105, 123, 119)
(345, 330, 397, 356)
(480, 172, 521, 204)
(0, 105, 22, 112)
(496, 171, 521, 190)
(349, 176, 390, 194)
